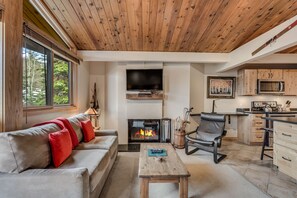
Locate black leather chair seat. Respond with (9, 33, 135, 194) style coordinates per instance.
(185, 112, 227, 163)
(185, 133, 214, 146)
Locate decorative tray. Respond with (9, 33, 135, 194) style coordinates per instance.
(147, 148, 167, 157)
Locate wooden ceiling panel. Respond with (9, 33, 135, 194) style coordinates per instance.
(41, 0, 297, 52)
(190, 0, 239, 52)
(152, 0, 166, 50)
(43, 0, 96, 49)
(241, 1, 297, 47)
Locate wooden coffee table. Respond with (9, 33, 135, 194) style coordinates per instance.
(138, 143, 190, 198)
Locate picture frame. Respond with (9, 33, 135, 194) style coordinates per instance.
(207, 76, 236, 99)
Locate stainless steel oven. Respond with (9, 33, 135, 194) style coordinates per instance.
(258, 80, 285, 94)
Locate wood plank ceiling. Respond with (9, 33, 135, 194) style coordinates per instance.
(40, 0, 297, 52)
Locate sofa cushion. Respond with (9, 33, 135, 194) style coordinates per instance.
(58, 149, 109, 192)
(67, 114, 89, 143)
(49, 129, 72, 167)
(34, 120, 65, 130)
(0, 124, 60, 173)
(57, 117, 79, 149)
(81, 120, 95, 142)
(75, 136, 118, 157)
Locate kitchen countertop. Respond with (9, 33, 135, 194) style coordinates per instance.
(190, 112, 248, 116)
(190, 111, 297, 117)
(262, 117, 297, 124)
(242, 111, 297, 114)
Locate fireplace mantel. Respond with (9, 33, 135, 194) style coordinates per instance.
(126, 93, 163, 100)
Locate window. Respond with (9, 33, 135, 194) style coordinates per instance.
(23, 37, 72, 109)
(53, 56, 71, 105)
(23, 38, 51, 107)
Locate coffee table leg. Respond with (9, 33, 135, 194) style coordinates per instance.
(179, 177, 188, 198)
(140, 178, 149, 198)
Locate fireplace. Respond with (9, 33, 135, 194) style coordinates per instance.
(128, 119, 160, 143)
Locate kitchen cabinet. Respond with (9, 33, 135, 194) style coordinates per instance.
(237, 69, 257, 96)
(257, 69, 283, 80)
(284, 69, 297, 96)
(274, 121, 297, 180)
(237, 114, 265, 145)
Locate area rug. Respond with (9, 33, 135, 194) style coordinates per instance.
(100, 150, 270, 198)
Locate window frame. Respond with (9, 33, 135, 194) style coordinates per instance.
(23, 36, 75, 111)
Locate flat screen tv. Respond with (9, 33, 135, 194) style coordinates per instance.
(126, 69, 163, 91)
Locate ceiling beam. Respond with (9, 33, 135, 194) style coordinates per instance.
(78, 51, 229, 63)
(251, 54, 297, 64)
(29, 0, 77, 51)
(217, 15, 297, 72)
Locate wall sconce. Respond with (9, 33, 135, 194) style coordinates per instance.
(84, 107, 100, 129)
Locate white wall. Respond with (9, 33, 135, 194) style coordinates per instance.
(189, 64, 205, 131)
(105, 62, 119, 131)
(116, 63, 128, 144)
(23, 61, 90, 127)
(77, 61, 91, 112)
(89, 62, 106, 128)
(163, 63, 191, 135)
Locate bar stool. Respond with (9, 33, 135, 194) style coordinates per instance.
(260, 127, 273, 160)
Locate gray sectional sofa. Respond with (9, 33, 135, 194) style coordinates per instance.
(0, 114, 118, 198)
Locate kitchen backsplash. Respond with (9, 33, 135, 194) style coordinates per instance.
(204, 95, 297, 113)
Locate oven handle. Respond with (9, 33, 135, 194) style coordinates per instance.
(280, 82, 284, 92)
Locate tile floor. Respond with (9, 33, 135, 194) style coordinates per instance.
(220, 139, 297, 198)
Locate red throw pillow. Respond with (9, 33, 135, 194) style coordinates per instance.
(81, 120, 95, 142)
(49, 129, 72, 167)
(57, 117, 79, 149)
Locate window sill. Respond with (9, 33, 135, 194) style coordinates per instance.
(23, 105, 78, 115)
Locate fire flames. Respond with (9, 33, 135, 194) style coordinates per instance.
(134, 129, 156, 138)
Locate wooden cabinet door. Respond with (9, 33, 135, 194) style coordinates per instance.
(237, 70, 243, 95)
(270, 69, 283, 80)
(257, 69, 270, 79)
(284, 69, 297, 95)
(258, 69, 283, 80)
(244, 69, 257, 95)
(237, 69, 257, 95)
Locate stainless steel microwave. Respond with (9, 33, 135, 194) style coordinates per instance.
(258, 80, 285, 94)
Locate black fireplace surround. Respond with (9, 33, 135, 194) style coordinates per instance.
(128, 119, 160, 143)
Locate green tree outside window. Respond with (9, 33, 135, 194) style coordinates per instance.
(54, 56, 70, 105)
(22, 45, 47, 107)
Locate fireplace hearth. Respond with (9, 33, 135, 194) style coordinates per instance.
(128, 119, 160, 143)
